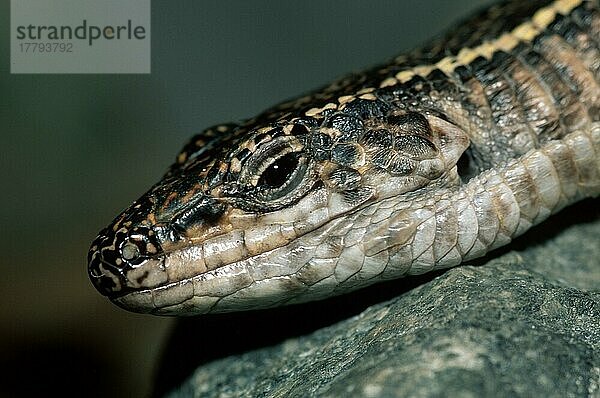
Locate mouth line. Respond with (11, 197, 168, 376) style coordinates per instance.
(108, 217, 351, 307)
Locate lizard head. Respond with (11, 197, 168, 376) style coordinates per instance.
(88, 92, 469, 315)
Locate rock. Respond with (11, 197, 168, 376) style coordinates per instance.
(162, 200, 599, 398)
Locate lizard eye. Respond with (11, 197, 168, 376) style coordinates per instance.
(234, 136, 316, 211)
(256, 152, 307, 198)
(258, 152, 298, 188)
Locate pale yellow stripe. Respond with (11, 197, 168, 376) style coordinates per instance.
(378, 0, 584, 88)
(554, 0, 581, 15)
(512, 22, 540, 42)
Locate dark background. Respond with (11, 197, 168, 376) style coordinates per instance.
(1, 1, 492, 397)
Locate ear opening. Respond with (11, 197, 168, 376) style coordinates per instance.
(456, 147, 478, 183)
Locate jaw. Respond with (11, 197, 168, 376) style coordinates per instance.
(109, 196, 401, 316)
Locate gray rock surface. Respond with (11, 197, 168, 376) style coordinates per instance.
(165, 202, 599, 398)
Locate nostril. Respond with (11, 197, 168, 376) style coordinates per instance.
(121, 242, 141, 261)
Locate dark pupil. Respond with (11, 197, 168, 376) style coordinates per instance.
(258, 153, 299, 189)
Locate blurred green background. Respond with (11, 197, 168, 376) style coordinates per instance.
(1, 1, 491, 396)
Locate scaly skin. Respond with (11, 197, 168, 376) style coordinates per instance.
(88, 0, 600, 315)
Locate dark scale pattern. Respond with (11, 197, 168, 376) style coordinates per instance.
(549, 13, 600, 81)
(88, 220, 164, 296)
(324, 114, 364, 142)
(394, 135, 438, 159)
(425, 68, 454, 87)
(416, 0, 554, 61)
(308, 133, 333, 161)
(388, 112, 434, 138)
(478, 51, 537, 156)
(535, 32, 600, 119)
(341, 98, 391, 120)
(517, 44, 590, 133)
(502, 49, 563, 142)
(450, 13, 600, 167)
(571, 1, 600, 43)
(331, 143, 363, 168)
(361, 129, 393, 148)
(170, 123, 238, 174)
(358, 117, 435, 176)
